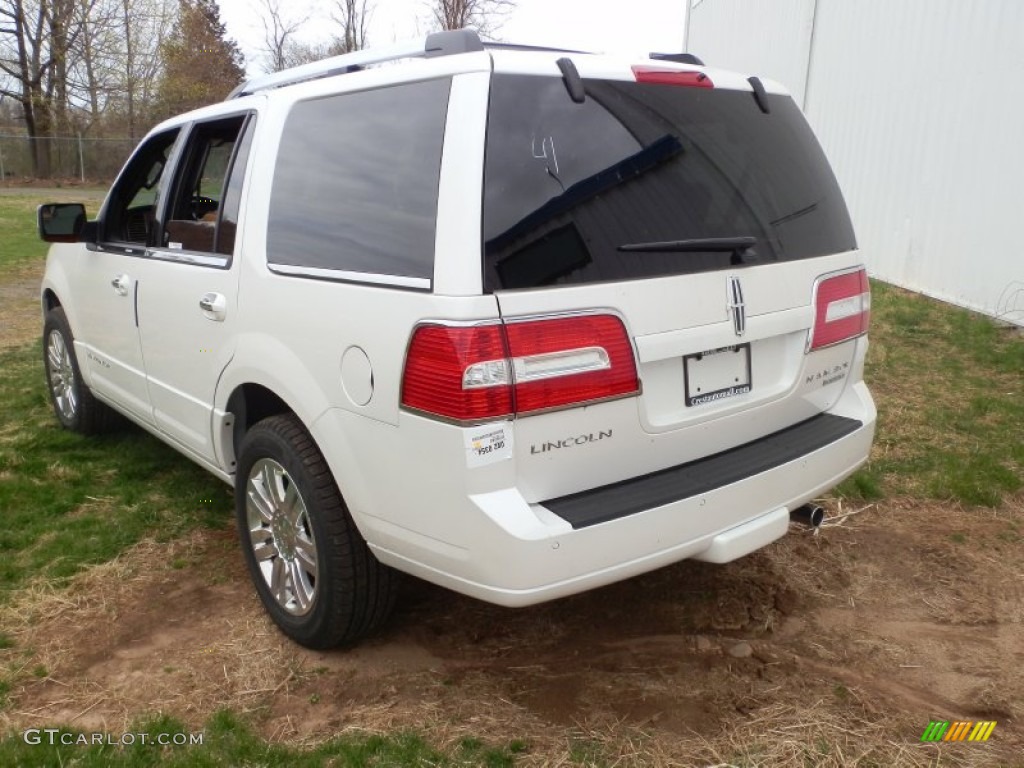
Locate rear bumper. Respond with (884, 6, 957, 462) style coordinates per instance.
(364, 380, 876, 606)
(545, 412, 862, 529)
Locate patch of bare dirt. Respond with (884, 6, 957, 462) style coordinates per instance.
(2, 496, 1023, 766)
(0, 262, 44, 350)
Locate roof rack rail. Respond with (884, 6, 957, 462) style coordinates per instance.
(484, 42, 590, 55)
(227, 29, 484, 100)
(649, 52, 705, 66)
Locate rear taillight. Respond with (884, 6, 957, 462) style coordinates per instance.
(506, 315, 639, 414)
(401, 324, 513, 422)
(401, 315, 640, 423)
(632, 65, 713, 88)
(808, 268, 871, 351)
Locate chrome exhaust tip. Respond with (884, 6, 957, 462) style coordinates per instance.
(790, 503, 825, 529)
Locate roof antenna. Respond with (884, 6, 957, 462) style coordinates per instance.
(556, 57, 586, 104)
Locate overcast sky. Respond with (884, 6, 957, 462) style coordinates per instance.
(216, 0, 689, 76)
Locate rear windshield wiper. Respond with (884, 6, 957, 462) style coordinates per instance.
(617, 236, 757, 254)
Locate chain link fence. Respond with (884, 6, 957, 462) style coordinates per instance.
(0, 134, 138, 183)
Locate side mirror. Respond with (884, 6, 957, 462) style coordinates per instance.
(38, 203, 87, 243)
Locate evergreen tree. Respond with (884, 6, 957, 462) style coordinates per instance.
(156, 0, 244, 117)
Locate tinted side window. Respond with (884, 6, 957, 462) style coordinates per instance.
(216, 117, 256, 255)
(483, 75, 857, 291)
(267, 78, 451, 283)
(102, 129, 180, 245)
(163, 114, 251, 257)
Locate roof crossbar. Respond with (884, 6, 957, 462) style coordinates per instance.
(227, 29, 484, 100)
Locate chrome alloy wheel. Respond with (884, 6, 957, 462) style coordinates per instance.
(246, 458, 319, 616)
(46, 329, 77, 421)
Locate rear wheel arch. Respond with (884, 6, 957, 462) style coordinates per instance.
(221, 383, 377, 546)
(226, 383, 294, 466)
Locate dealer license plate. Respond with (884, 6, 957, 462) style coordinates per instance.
(684, 344, 752, 406)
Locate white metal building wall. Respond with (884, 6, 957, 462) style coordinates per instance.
(685, 0, 816, 106)
(686, 0, 1024, 326)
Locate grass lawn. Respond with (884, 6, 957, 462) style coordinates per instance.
(0, 710, 525, 767)
(0, 190, 234, 601)
(0, 341, 231, 593)
(0, 188, 106, 270)
(838, 281, 1024, 505)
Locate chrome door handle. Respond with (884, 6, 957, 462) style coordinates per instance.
(199, 292, 227, 321)
(111, 274, 130, 296)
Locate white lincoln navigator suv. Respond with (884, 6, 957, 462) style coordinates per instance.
(38, 30, 875, 648)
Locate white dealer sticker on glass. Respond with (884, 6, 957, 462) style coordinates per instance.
(464, 423, 513, 468)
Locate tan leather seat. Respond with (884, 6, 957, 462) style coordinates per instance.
(165, 220, 216, 252)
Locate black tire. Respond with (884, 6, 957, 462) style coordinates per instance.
(235, 414, 398, 649)
(42, 306, 121, 434)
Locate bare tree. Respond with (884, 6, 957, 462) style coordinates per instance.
(258, 0, 306, 73)
(58, 0, 173, 137)
(332, 0, 369, 54)
(113, 0, 174, 138)
(47, 0, 77, 134)
(0, 0, 181, 175)
(0, 0, 62, 175)
(278, 39, 344, 69)
(75, 0, 111, 123)
(61, 0, 130, 133)
(259, 0, 369, 71)
(428, 0, 512, 37)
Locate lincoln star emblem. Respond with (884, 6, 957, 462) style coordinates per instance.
(728, 275, 746, 337)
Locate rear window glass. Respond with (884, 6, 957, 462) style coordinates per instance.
(268, 78, 451, 282)
(483, 74, 856, 291)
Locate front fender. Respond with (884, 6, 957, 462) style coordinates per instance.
(40, 245, 94, 388)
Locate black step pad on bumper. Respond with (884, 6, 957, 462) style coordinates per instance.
(544, 413, 862, 529)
